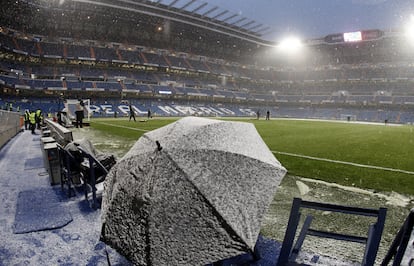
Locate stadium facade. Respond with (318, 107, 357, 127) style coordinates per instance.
(1, 0, 414, 123)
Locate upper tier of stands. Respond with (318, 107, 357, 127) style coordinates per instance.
(3, 69, 414, 106)
(3, 31, 414, 83)
(2, 30, 414, 107)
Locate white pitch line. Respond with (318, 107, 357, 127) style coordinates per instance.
(93, 121, 150, 132)
(272, 150, 414, 175)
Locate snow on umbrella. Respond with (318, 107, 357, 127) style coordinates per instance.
(100, 117, 287, 265)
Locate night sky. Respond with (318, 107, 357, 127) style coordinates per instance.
(166, 0, 414, 41)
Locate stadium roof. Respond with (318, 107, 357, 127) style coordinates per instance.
(6, 0, 414, 45)
(3, 0, 414, 65)
(124, 0, 274, 38)
(18, 0, 276, 46)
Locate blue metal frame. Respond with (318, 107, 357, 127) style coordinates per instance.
(78, 146, 109, 209)
(57, 143, 78, 197)
(277, 197, 387, 266)
(381, 209, 414, 266)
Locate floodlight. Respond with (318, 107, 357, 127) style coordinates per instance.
(277, 36, 303, 54)
(405, 15, 414, 45)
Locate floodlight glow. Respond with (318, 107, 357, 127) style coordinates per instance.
(277, 37, 303, 54)
(405, 15, 414, 45)
(343, 31, 362, 42)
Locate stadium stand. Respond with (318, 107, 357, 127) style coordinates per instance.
(0, 0, 413, 125)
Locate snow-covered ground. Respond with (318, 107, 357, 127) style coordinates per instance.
(0, 130, 131, 265)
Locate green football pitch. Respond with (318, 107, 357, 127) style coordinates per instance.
(87, 117, 414, 195)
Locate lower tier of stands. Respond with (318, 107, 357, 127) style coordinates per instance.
(3, 74, 414, 106)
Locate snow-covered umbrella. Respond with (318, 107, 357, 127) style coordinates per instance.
(100, 117, 286, 265)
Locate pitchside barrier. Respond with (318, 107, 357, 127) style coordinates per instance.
(44, 119, 73, 146)
(0, 110, 22, 149)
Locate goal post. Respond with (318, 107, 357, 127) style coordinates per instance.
(340, 114, 356, 121)
(64, 99, 91, 121)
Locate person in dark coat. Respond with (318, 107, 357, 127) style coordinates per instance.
(147, 109, 151, 120)
(75, 99, 84, 128)
(129, 104, 136, 122)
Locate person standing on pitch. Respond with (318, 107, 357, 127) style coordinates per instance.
(266, 110, 270, 120)
(75, 99, 84, 128)
(147, 108, 151, 120)
(129, 104, 136, 122)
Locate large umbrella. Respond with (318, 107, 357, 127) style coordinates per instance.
(101, 117, 286, 265)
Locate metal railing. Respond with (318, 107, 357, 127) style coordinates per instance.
(0, 110, 22, 149)
(44, 119, 73, 146)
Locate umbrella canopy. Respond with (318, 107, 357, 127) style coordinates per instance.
(101, 117, 287, 265)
